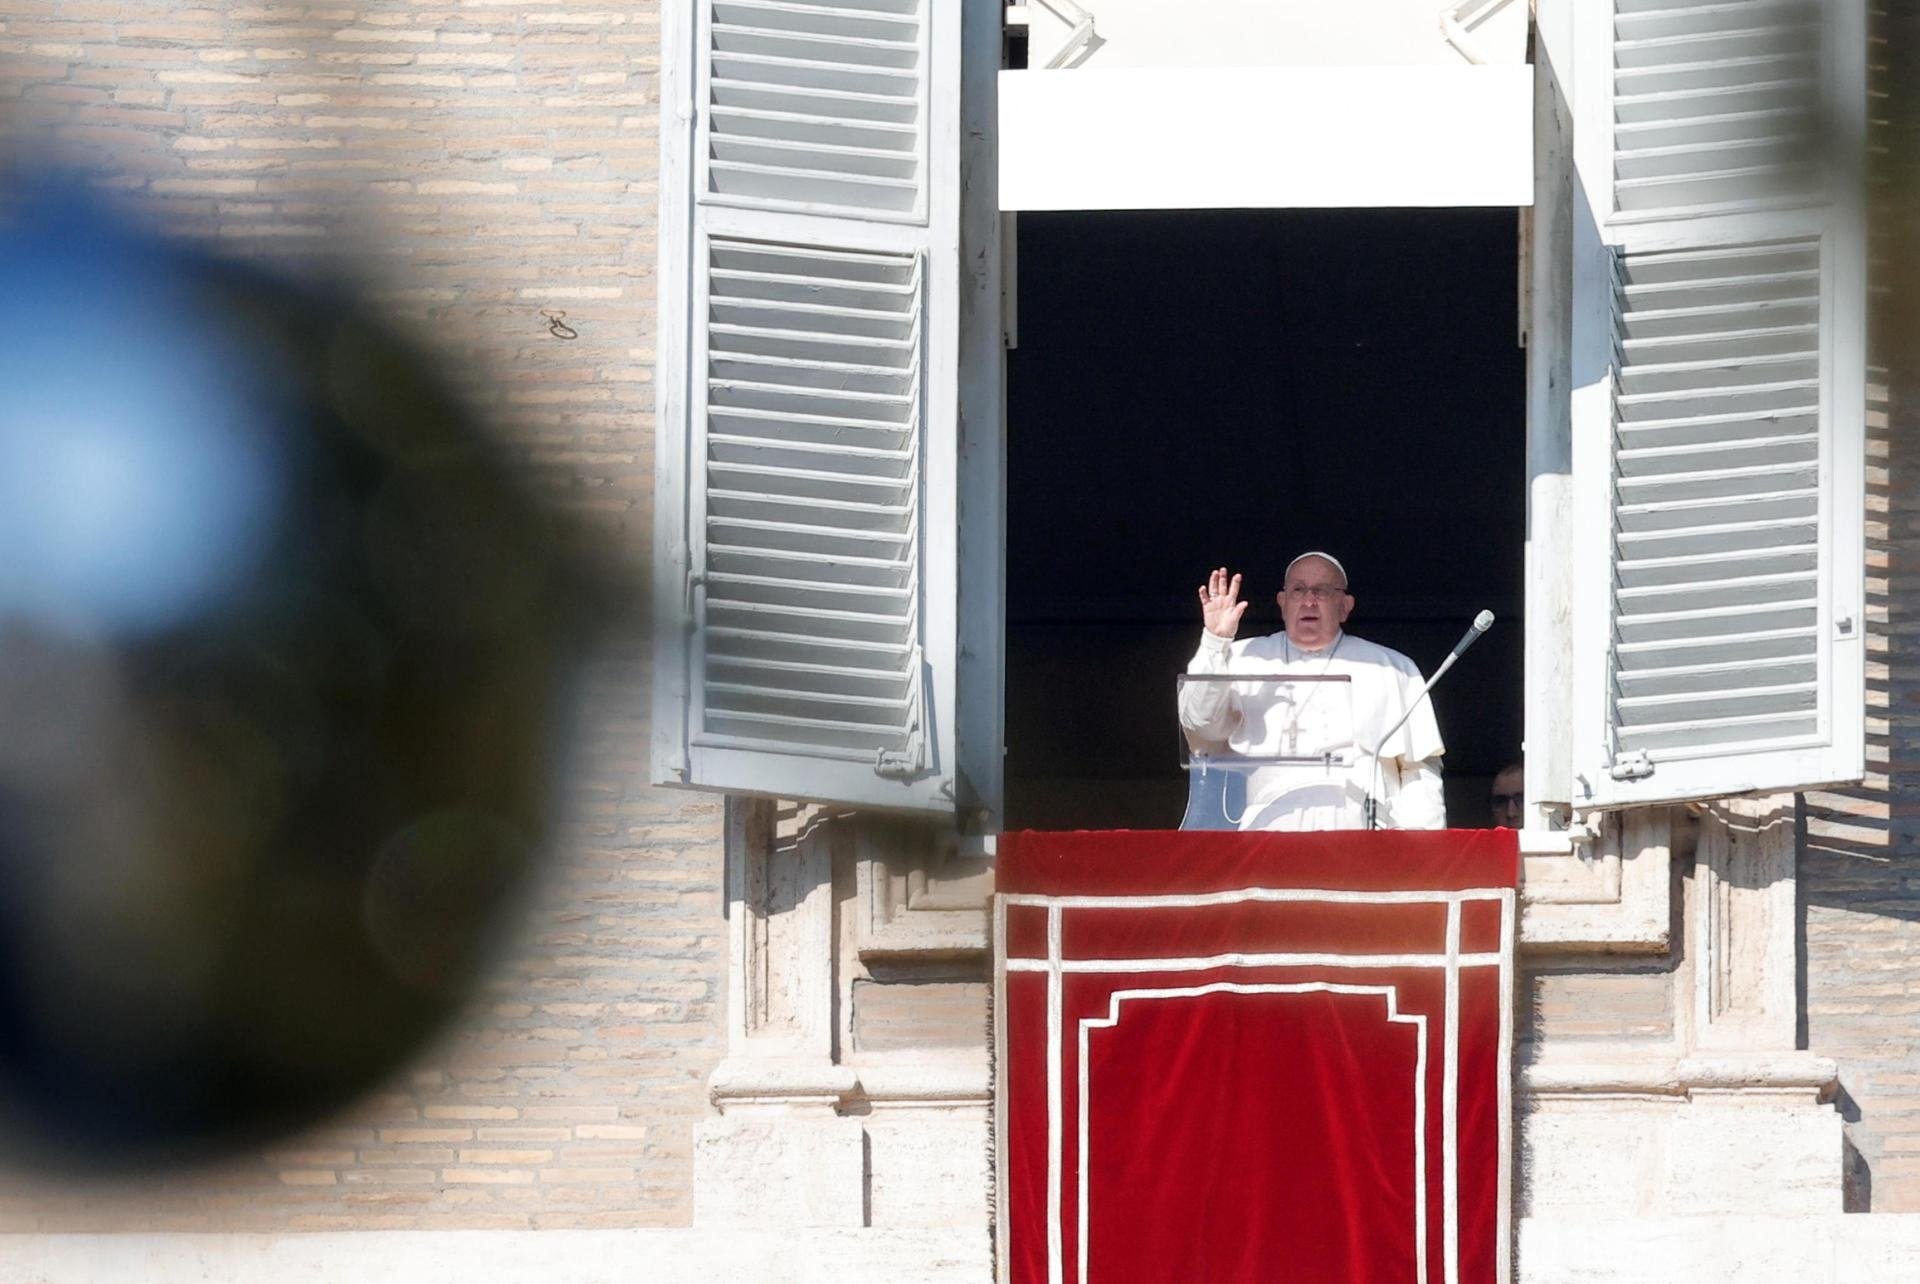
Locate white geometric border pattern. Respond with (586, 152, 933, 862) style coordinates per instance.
(1081, 983, 1430, 1284)
(995, 887, 1517, 1284)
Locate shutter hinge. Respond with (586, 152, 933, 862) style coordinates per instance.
(874, 748, 919, 779)
(874, 644, 927, 781)
(1608, 749, 1655, 782)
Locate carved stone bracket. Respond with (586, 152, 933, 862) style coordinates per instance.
(698, 802, 1000, 1233)
(1687, 794, 1797, 1053)
(1520, 808, 1673, 952)
(852, 818, 992, 960)
(696, 799, 871, 1228)
(715, 797, 841, 1071)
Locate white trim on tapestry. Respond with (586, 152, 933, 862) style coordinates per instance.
(1076, 982, 1431, 1284)
(1495, 889, 1515, 1283)
(1443, 900, 1461, 1284)
(1001, 888, 1511, 910)
(993, 894, 1012, 1280)
(1006, 952, 1504, 973)
(1046, 905, 1064, 1284)
(1002, 881, 1519, 1284)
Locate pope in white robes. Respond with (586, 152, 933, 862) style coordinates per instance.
(1177, 552, 1446, 831)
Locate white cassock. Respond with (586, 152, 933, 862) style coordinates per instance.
(1178, 628, 1447, 831)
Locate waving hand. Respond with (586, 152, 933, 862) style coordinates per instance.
(1197, 567, 1248, 640)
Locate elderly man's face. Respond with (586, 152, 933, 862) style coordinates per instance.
(1277, 555, 1353, 652)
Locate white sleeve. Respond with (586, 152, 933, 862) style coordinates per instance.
(1389, 756, 1447, 830)
(1178, 630, 1238, 743)
(1385, 654, 1446, 764)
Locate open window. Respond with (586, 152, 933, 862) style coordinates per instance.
(652, 0, 1003, 821)
(1000, 209, 1527, 831)
(1565, 0, 1867, 809)
(650, 0, 1870, 834)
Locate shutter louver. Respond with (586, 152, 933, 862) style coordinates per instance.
(1608, 239, 1824, 757)
(701, 239, 926, 769)
(705, 0, 926, 219)
(658, 0, 997, 818)
(1611, 0, 1823, 219)
(1568, 0, 1863, 807)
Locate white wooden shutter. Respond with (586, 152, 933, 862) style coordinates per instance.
(705, 0, 926, 217)
(1567, 0, 1865, 809)
(654, 0, 1001, 817)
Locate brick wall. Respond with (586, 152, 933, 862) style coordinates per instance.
(1800, 0, 1920, 1216)
(1801, 369, 1912, 1215)
(1522, 961, 1677, 1054)
(0, 1, 725, 1230)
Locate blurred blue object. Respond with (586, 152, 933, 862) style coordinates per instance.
(0, 174, 601, 1171)
(0, 185, 290, 636)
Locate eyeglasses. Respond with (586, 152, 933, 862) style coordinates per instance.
(1284, 584, 1346, 602)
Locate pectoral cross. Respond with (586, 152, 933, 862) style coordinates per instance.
(1274, 686, 1301, 756)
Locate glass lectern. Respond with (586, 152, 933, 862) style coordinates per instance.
(1177, 672, 1364, 831)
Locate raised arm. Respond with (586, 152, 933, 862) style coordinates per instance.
(1178, 568, 1247, 743)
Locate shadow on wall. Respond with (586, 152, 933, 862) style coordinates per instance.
(1797, 0, 1920, 1212)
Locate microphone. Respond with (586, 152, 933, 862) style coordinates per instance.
(1450, 610, 1496, 662)
(1364, 610, 1496, 830)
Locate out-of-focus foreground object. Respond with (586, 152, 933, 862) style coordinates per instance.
(0, 175, 592, 1170)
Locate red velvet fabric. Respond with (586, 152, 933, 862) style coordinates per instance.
(997, 830, 1518, 1284)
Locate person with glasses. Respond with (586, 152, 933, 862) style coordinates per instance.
(1178, 551, 1447, 830)
(1489, 760, 1525, 829)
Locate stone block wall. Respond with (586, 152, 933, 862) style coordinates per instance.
(0, 0, 723, 1231)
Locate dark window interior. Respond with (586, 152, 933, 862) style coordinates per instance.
(1005, 208, 1526, 830)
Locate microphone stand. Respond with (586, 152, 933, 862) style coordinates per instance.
(1364, 611, 1494, 830)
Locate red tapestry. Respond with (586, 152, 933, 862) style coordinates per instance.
(995, 829, 1519, 1284)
